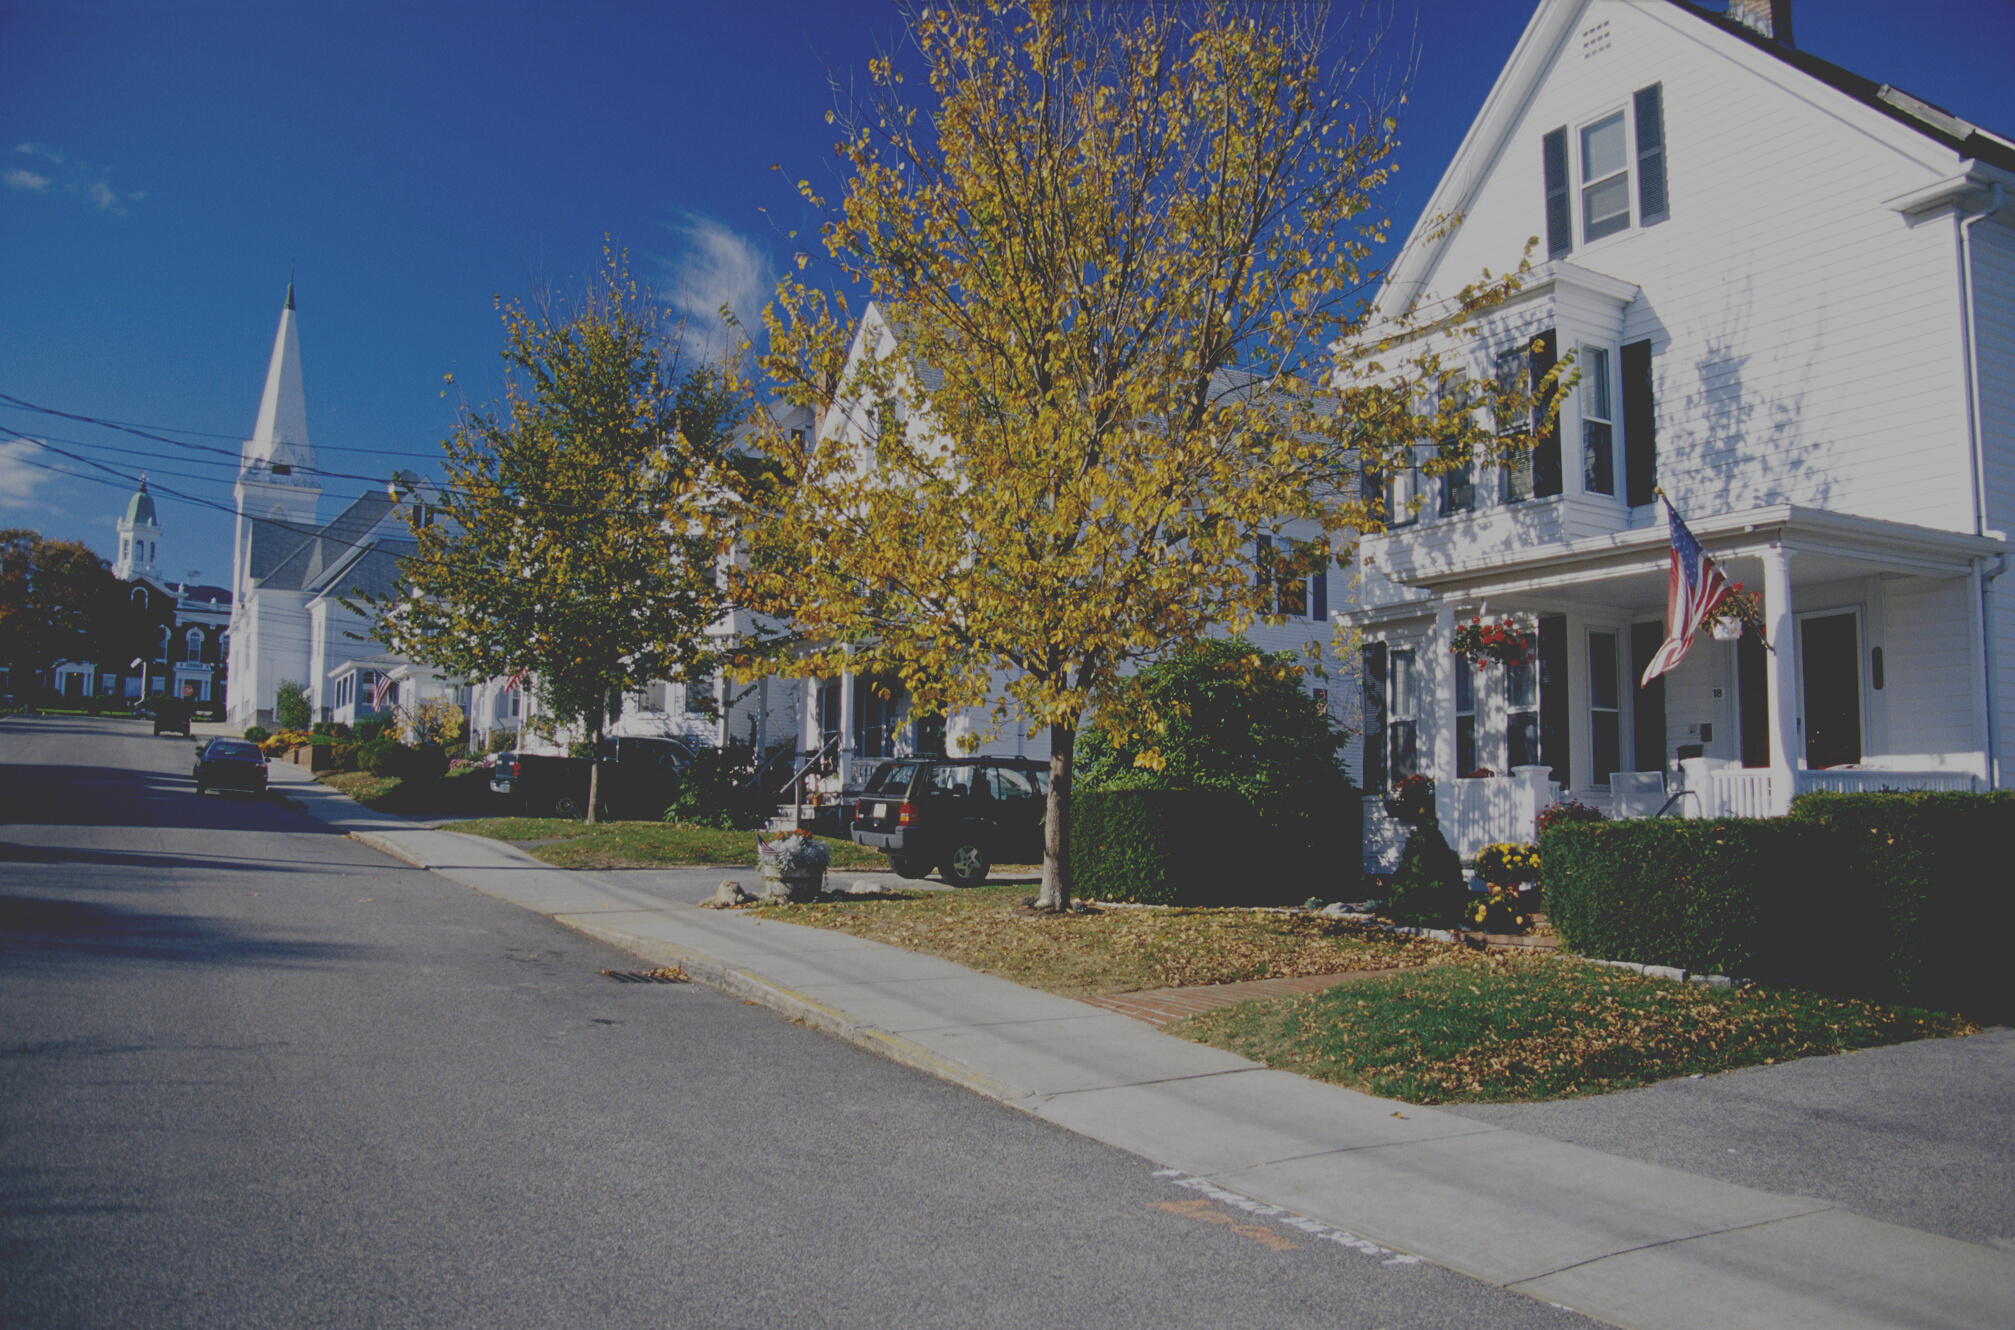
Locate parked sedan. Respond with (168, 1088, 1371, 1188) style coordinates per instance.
(193, 738, 269, 796)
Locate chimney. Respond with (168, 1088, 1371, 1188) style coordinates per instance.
(1726, 0, 1795, 47)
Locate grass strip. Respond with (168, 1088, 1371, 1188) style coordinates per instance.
(1169, 950, 1979, 1104)
(318, 767, 495, 814)
(445, 817, 883, 870)
(744, 886, 1468, 998)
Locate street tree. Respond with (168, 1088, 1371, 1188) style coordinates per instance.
(0, 529, 124, 697)
(740, 1, 1549, 907)
(364, 251, 747, 821)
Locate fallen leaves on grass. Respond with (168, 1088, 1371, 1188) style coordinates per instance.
(1170, 950, 1979, 1104)
(446, 819, 879, 871)
(745, 886, 1468, 997)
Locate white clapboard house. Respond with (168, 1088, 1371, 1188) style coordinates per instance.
(775, 302, 1351, 803)
(1342, 0, 2011, 866)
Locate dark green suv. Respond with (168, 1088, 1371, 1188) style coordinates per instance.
(850, 757, 1050, 885)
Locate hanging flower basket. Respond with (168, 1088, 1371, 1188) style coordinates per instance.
(1450, 616, 1533, 668)
(1709, 584, 1766, 641)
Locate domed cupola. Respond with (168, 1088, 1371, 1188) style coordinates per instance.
(114, 475, 162, 581)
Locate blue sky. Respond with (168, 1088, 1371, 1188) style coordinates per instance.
(4, 0, 2012, 588)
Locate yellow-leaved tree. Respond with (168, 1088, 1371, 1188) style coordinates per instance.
(737, 1, 1550, 907)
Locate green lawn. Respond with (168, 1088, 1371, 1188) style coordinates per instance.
(316, 766, 497, 815)
(445, 817, 884, 870)
(1169, 950, 1978, 1104)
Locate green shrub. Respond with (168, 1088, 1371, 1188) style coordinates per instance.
(1786, 790, 2014, 1016)
(331, 742, 357, 772)
(1545, 793, 2015, 1018)
(405, 744, 449, 781)
(1069, 786, 1301, 906)
(1542, 819, 1810, 979)
(486, 728, 518, 755)
(353, 715, 392, 743)
(1076, 636, 1358, 889)
(1381, 823, 1468, 928)
(312, 720, 352, 740)
(358, 736, 407, 777)
(661, 743, 767, 830)
(242, 725, 271, 744)
(274, 680, 312, 731)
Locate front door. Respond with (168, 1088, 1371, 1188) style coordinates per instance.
(1800, 612, 1863, 769)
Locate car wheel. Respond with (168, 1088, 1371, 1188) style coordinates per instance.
(940, 836, 990, 886)
(888, 854, 930, 880)
(551, 793, 582, 819)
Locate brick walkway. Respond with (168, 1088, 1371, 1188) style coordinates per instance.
(1079, 965, 1434, 1026)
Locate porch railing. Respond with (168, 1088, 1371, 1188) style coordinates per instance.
(1795, 769, 1977, 795)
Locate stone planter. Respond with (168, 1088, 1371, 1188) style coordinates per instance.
(757, 859, 825, 903)
(288, 744, 335, 771)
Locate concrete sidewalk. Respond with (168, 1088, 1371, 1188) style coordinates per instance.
(273, 762, 2015, 1329)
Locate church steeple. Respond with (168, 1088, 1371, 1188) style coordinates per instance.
(232, 284, 324, 609)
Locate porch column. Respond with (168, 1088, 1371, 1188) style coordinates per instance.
(1430, 602, 1458, 825)
(838, 671, 856, 790)
(1762, 544, 1798, 814)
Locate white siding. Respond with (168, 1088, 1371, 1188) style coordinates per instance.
(1881, 575, 1979, 756)
(1413, 0, 1977, 534)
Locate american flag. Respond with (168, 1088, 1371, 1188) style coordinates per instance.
(370, 672, 394, 708)
(1640, 499, 1734, 685)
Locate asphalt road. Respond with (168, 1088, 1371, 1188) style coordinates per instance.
(1, 716, 1590, 1329)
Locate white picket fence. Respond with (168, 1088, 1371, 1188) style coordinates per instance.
(1362, 763, 1979, 871)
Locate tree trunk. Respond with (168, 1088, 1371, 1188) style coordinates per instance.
(585, 694, 606, 825)
(1037, 718, 1076, 911)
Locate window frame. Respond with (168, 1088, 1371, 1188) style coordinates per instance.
(1579, 343, 1616, 497)
(1578, 108, 1633, 243)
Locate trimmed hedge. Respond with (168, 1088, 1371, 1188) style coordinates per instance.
(1068, 787, 1345, 907)
(1542, 791, 2014, 1017)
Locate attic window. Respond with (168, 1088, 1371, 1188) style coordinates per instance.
(1581, 112, 1631, 241)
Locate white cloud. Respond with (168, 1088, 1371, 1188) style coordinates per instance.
(0, 439, 61, 512)
(6, 143, 142, 214)
(653, 213, 778, 365)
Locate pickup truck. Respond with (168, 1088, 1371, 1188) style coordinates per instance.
(489, 737, 694, 819)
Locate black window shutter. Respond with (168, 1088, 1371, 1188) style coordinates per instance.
(1621, 339, 1656, 506)
(1530, 331, 1562, 497)
(1635, 84, 1668, 224)
(1543, 127, 1572, 257)
(1362, 642, 1387, 793)
(1538, 614, 1570, 787)
(1312, 564, 1328, 621)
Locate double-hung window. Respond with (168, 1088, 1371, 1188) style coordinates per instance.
(1507, 657, 1540, 769)
(1541, 84, 1668, 253)
(1455, 661, 1477, 777)
(1437, 378, 1475, 517)
(1496, 345, 1534, 503)
(1581, 345, 1615, 496)
(1389, 648, 1420, 781)
(1580, 112, 1631, 241)
(1590, 630, 1622, 786)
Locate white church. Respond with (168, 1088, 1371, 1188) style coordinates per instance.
(224, 286, 448, 731)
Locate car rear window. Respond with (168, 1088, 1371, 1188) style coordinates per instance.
(210, 741, 260, 758)
(862, 762, 921, 796)
(923, 764, 979, 795)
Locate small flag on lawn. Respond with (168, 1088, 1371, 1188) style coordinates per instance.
(1641, 497, 1734, 686)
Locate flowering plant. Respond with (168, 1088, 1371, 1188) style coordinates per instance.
(1709, 583, 1766, 638)
(1472, 841, 1541, 887)
(1466, 882, 1532, 934)
(1534, 799, 1605, 836)
(1382, 773, 1436, 826)
(1450, 616, 1533, 667)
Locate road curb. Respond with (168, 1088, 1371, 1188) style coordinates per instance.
(348, 830, 430, 870)
(556, 912, 1034, 1107)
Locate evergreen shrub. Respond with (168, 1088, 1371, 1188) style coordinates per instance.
(1544, 791, 2015, 1017)
(274, 680, 312, 731)
(242, 726, 270, 745)
(1068, 787, 1285, 906)
(1381, 822, 1468, 927)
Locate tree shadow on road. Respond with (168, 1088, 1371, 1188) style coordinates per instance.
(0, 895, 371, 969)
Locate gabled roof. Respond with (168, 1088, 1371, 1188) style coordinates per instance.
(1376, 0, 2014, 321)
(250, 473, 419, 593)
(1667, 1, 2015, 172)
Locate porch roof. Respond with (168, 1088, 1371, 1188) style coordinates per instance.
(1345, 505, 2004, 622)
